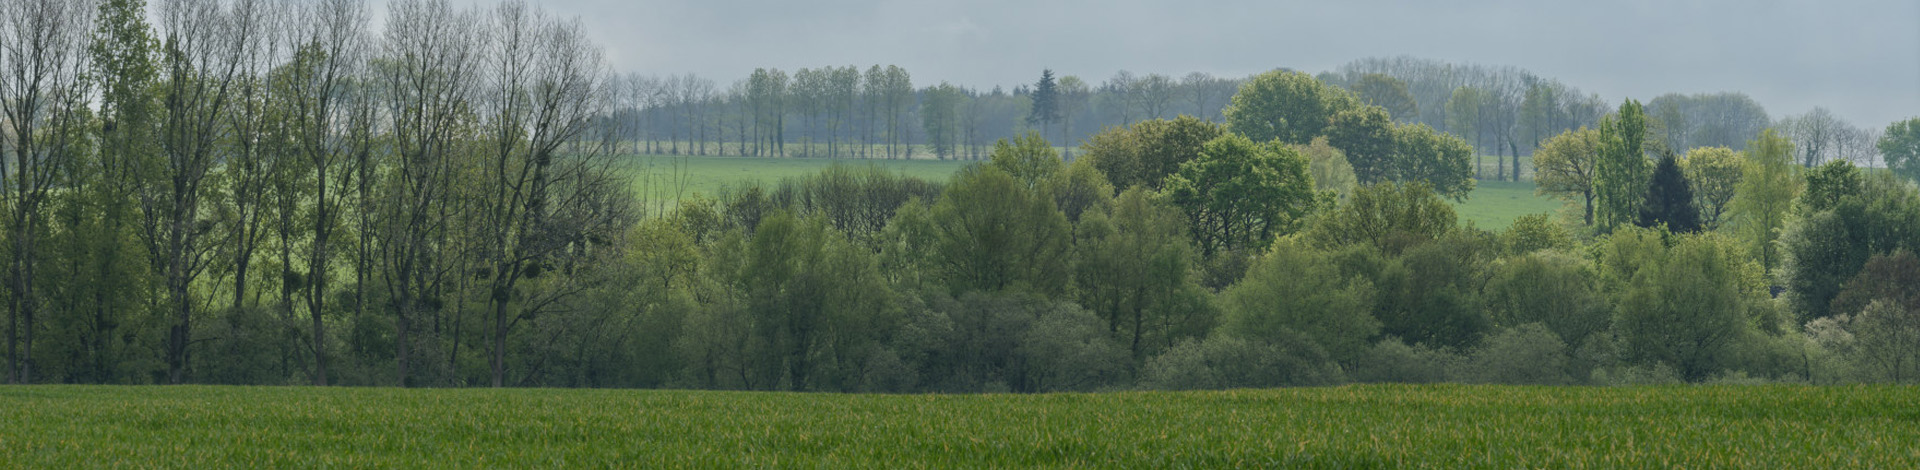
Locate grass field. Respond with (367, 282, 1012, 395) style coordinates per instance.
(620, 155, 1567, 229)
(1, 385, 1913, 467)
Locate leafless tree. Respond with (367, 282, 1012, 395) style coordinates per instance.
(0, 0, 94, 383)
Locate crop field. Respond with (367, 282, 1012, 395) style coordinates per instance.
(1450, 180, 1566, 229)
(1, 385, 1913, 468)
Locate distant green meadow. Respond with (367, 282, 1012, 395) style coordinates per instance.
(620, 155, 1565, 229)
(1, 385, 1912, 467)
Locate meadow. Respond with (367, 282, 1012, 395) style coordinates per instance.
(1, 385, 1913, 468)
(620, 155, 1565, 228)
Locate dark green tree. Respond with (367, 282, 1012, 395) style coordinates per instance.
(1223, 70, 1357, 145)
(1077, 116, 1224, 191)
(1325, 105, 1396, 184)
(1636, 152, 1701, 233)
(1027, 69, 1060, 141)
(1164, 134, 1317, 257)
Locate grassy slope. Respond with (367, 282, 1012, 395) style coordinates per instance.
(1, 385, 1912, 467)
(624, 155, 1568, 230)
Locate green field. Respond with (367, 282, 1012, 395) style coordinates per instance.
(622, 155, 1566, 229)
(1, 385, 1912, 467)
(1450, 179, 1566, 229)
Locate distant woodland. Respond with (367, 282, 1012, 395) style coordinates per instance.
(3, 0, 1919, 389)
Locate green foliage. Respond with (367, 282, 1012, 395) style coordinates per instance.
(1350, 73, 1419, 122)
(1164, 134, 1317, 257)
(1045, 159, 1115, 223)
(1018, 303, 1128, 392)
(1138, 335, 1343, 390)
(1681, 146, 1746, 229)
(1219, 239, 1380, 365)
(1077, 116, 1225, 191)
(927, 166, 1073, 296)
(1308, 182, 1458, 254)
(1778, 173, 1920, 322)
(985, 131, 1062, 189)
(1595, 99, 1653, 232)
(1636, 152, 1701, 233)
(1483, 251, 1608, 346)
(1223, 70, 1358, 145)
(1500, 213, 1574, 255)
(1799, 160, 1862, 214)
(1832, 251, 1920, 319)
(1880, 117, 1920, 184)
(1074, 189, 1212, 360)
(1460, 324, 1573, 385)
(921, 82, 965, 158)
(1725, 129, 1802, 271)
(1297, 137, 1358, 198)
(1610, 231, 1763, 381)
(1371, 232, 1497, 350)
(1390, 123, 1477, 200)
(1533, 128, 1603, 225)
(1326, 105, 1397, 184)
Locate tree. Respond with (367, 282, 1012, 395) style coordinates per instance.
(1350, 73, 1418, 122)
(1223, 70, 1356, 145)
(985, 131, 1060, 189)
(1636, 152, 1700, 233)
(1444, 87, 1486, 177)
(1390, 123, 1476, 200)
(1, 0, 94, 383)
(1533, 128, 1603, 225)
(920, 82, 963, 159)
(1056, 75, 1089, 147)
(1074, 188, 1211, 361)
(1220, 239, 1379, 365)
(1681, 147, 1746, 230)
(1026, 69, 1059, 141)
(1077, 116, 1224, 191)
(1307, 182, 1457, 255)
(1800, 160, 1862, 214)
(1164, 134, 1317, 257)
(1611, 231, 1761, 382)
(1325, 105, 1395, 184)
(1725, 129, 1801, 272)
(1881, 118, 1920, 184)
(1484, 251, 1607, 346)
(926, 166, 1072, 296)
(1298, 137, 1357, 198)
(1594, 99, 1652, 233)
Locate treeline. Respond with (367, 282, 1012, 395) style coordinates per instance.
(614, 56, 1894, 183)
(7, 0, 1920, 390)
(1, 0, 631, 386)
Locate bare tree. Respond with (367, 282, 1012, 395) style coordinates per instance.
(142, 0, 259, 384)
(0, 0, 94, 383)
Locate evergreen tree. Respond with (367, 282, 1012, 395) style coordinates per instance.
(1027, 69, 1060, 141)
(1636, 152, 1701, 233)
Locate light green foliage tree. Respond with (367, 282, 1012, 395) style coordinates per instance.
(1326, 105, 1396, 184)
(1223, 70, 1357, 145)
(1725, 129, 1802, 272)
(1220, 238, 1380, 365)
(1533, 128, 1604, 226)
(1351, 73, 1419, 122)
(1297, 137, 1358, 198)
(1849, 301, 1920, 383)
(1500, 213, 1574, 255)
(1681, 147, 1746, 229)
(927, 166, 1073, 296)
(1880, 118, 1920, 184)
(1077, 116, 1225, 191)
(1164, 134, 1317, 257)
(1391, 123, 1477, 200)
(985, 131, 1061, 189)
(1444, 87, 1486, 172)
(1594, 99, 1653, 232)
(1309, 182, 1458, 255)
(1610, 231, 1764, 382)
(1074, 188, 1211, 360)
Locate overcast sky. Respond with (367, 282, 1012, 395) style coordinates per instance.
(411, 0, 1918, 126)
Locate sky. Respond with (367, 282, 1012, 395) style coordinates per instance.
(401, 0, 1918, 127)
